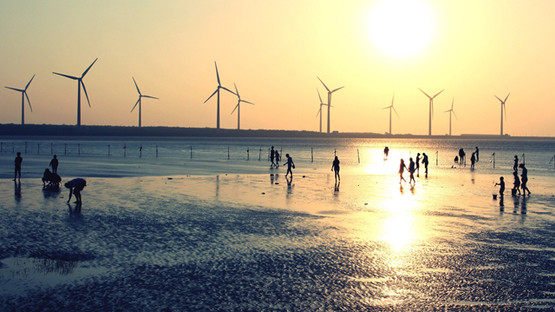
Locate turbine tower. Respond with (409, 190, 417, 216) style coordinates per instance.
(494, 93, 509, 136)
(318, 77, 344, 133)
(5, 74, 35, 125)
(53, 58, 98, 127)
(231, 83, 254, 130)
(131, 77, 159, 128)
(444, 97, 457, 136)
(315, 89, 327, 133)
(418, 88, 444, 136)
(204, 61, 235, 129)
(382, 93, 398, 135)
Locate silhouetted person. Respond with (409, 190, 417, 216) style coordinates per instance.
(42, 168, 53, 186)
(283, 154, 295, 179)
(398, 158, 407, 184)
(512, 171, 521, 196)
(422, 153, 429, 178)
(408, 157, 416, 185)
(49, 155, 59, 174)
(519, 164, 531, 196)
(415, 153, 421, 177)
(270, 146, 276, 168)
(495, 176, 505, 195)
(65, 178, 87, 203)
(275, 150, 280, 168)
(384, 146, 389, 160)
(513, 155, 519, 172)
(475, 146, 479, 162)
(470, 152, 476, 169)
(458, 148, 466, 166)
(13, 152, 22, 181)
(331, 156, 340, 182)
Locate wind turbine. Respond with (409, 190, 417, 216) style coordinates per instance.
(5, 74, 35, 125)
(418, 88, 444, 136)
(494, 93, 509, 136)
(231, 83, 254, 130)
(204, 61, 235, 129)
(317, 77, 344, 133)
(131, 77, 159, 128)
(444, 97, 457, 136)
(53, 58, 98, 127)
(382, 93, 398, 135)
(315, 89, 327, 133)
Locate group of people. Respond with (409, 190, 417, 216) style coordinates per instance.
(398, 152, 430, 185)
(496, 155, 531, 198)
(13, 152, 87, 204)
(454, 146, 480, 169)
(270, 146, 295, 180)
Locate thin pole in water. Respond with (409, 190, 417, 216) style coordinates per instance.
(259, 147, 262, 161)
(156, 145, 158, 158)
(124, 144, 127, 158)
(522, 153, 525, 164)
(311, 147, 313, 163)
(492, 152, 495, 168)
(357, 149, 360, 164)
(436, 151, 438, 166)
(247, 148, 250, 161)
(64, 143, 67, 155)
(227, 146, 230, 160)
(139, 145, 142, 158)
(37, 143, 40, 155)
(108, 144, 111, 156)
(190, 146, 192, 159)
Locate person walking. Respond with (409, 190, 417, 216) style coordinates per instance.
(415, 153, 421, 177)
(408, 157, 416, 185)
(519, 164, 531, 196)
(331, 156, 340, 182)
(14, 152, 22, 181)
(398, 158, 408, 184)
(283, 154, 295, 179)
(422, 153, 429, 178)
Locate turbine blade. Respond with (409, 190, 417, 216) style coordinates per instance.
(132, 77, 141, 95)
(393, 106, 399, 117)
(82, 58, 98, 78)
(494, 95, 503, 103)
(53, 72, 79, 80)
(382, 106, 390, 110)
(25, 92, 33, 112)
(221, 86, 236, 95)
(131, 98, 140, 112)
(5, 86, 24, 92)
(317, 77, 331, 92)
(25, 74, 35, 90)
(234, 83, 239, 97)
(432, 89, 444, 98)
(331, 86, 344, 93)
(317, 89, 323, 103)
(241, 99, 254, 105)
(231, 104, 239, 115)
(391, 93, 395, 106)
(418, 88, 431, 99)
(316, 107, 321, 117)
(81, 81, 91, 107)
(204, 89, 218, 103)
(453, 110, 458, 119)
(142, 95, 159, 99)
(215, 61, 221, 86)
(504, 93, 510, 103)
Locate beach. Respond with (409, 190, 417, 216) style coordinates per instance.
(1, 137, 554, 310)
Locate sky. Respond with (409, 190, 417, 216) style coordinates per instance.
(1, 0, 554, 136)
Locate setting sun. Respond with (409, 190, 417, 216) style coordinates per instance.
(368, 0, 436, 59)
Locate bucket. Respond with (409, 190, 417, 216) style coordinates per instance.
(492, 194, 497, 200)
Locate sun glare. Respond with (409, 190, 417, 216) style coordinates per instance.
(367, 0, 436, 59)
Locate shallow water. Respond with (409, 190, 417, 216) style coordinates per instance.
(0, 137, 554, 310)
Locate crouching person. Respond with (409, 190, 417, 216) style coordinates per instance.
(65, 178, 87, 204)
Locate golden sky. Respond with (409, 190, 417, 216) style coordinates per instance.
(1, 0, 554, 136)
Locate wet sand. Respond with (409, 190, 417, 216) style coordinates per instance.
(1, 167, 554, 311)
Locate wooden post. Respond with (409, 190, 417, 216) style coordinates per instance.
(522, 153, 525, 164)
(311, 147, 313, 163)
(259, 147, 262, 161)
(190, 146, 193, 159)
(357, 149, 360, 164)
(64, 143, 67, 155)
(124, 144, 127, 158)
(247, 148, 250, 161)
(139, 145, 143, 158)
(436, 151, 438, 166)
(228, 146, 230, 160)
(37, 143, 40, 155)
(108, 144, 111, 156)
(492, 152, 495, 168)
(156, 145, 158, 158)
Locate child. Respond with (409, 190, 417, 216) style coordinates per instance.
(495, 176, 505, 195)
(512, 171, 521, 196)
